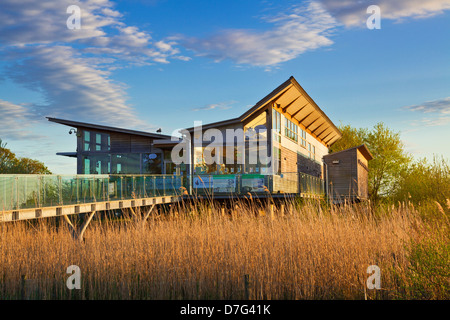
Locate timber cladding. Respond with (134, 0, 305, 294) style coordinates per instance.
(297, 153, 322, 178)
(281, 146, 297, 173)
(280, 146, 322, 178)
(109, 132, 153, 154)
(356, 149, 369, 199)
(323, 145, 372, 201)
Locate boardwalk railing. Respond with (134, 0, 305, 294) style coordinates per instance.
(0, 173, 324, 211)
(190, 172, 324, 197)
(0, 174, 183, 211)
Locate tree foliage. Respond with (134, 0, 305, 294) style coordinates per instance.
(0, 138, 52, 174)
(330, 122, 411, 202)
(393, 156, 450, 205)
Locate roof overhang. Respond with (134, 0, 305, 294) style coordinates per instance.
(153, 139, 183, 148)
(324, 144, 374, 161)
(270, 77, 341, 147)
(356, 144, 374, 161)
(47, 117, 173, 140)
(56, 152, 77, 158)
(182, 117, 241, 133)
(182, 76, 341, 147)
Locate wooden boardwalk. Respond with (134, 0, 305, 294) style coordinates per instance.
(1, 195, 180, 223)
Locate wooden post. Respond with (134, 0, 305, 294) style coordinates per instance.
(20, 274, 26, 300)
(142, 205, 155, 223)
(270, 204, 274, 220)
(280, 204, 285, 217)
(207, 208, 212, 222)
(232, 205, 238, 220)
(221, 206, 225, 217)
(244, 274, 251, 300)
(78, 211, 96, 242)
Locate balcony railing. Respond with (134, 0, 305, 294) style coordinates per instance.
(189, 172, 324, 197)
(0, 173, 324, 211)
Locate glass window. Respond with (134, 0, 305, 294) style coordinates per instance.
(273, 147, 281, 175)
(84, 131, 91, 151)
(219, 146, 243, 174)
(95, 134, 101, 151)
(193, 146, 244, 175)
(83, 130, 110, 152)
(300, 129, 307, 147)
(82, 154, 111, 174)
(142, 153, 162, 174)
(272, 109, 281, 134)
(272, 109, 281, 143)
(111, 154, 141, 174)
(284, 117, 298, 142)
(308, 143, 316, 160)
(83, 157, 90, 174)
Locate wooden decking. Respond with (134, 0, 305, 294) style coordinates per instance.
(1, 195, 180, 222)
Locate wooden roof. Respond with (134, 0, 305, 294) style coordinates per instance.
(183, 76, 342, 147)
(324, 144, 374, 161)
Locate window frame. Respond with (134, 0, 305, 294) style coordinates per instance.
(284, 117, 298, 142)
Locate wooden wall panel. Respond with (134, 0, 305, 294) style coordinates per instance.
(131, 136, 152, 153)
(110, 132, 131, 153)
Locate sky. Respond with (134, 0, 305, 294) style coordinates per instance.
(0, 0, 449, 174)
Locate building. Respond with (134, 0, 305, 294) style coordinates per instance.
(47, 117, 183, 175)
(180, 76, 342, 194)
(49, 76, 371, 199)
(323, 144, 373, 203)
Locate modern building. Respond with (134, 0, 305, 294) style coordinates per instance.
(47, 118, 182, 176)
(48, 76, 371, 198)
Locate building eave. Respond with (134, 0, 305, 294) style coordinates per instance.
(47, 117, 173, 140)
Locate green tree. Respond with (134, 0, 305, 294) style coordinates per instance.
(330, 122, 411, 202)
(393, 156, 450, 205)
(0, 138, 52, 174)
(329, 123, 368, 154)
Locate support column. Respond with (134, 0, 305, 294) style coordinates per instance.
(142, 204, 155, 223)
(63, 211, 96, 242)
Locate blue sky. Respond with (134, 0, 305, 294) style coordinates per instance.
(0, 0, 449, 174)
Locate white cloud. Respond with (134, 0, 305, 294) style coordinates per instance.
(182, 1, 337, 67)
(5, 46, 146, 126)
(0, 0, 190, 136)
(405, 97, 450, 127)
(0, 0, 116, 46)
(0, 99, 45, 140)
(181, 0, 450, 68)
(404, 97, 450, 114)
(191, 101, 237, 112)
(318, 0, 450, 27)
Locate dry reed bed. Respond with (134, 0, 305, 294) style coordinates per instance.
(0, 199, 443, 299)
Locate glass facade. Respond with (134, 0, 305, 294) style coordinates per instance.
(272, 109, 281, 143)
(80, 129, 167, 174)
(194, 146, 243, 175)
(82, 154, 110, 174)
(111, 154, 141, 174)
(142, 153, 163, 174)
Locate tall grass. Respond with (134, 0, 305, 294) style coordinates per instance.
(0, 197, 448, 300)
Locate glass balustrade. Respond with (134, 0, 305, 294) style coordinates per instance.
(0, 173, 324, 211)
